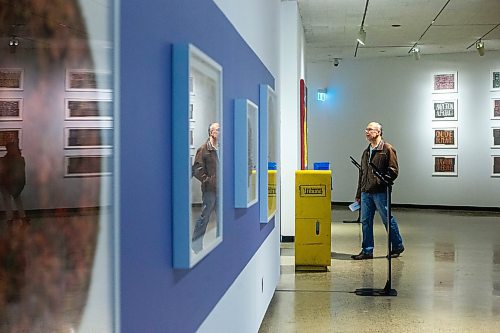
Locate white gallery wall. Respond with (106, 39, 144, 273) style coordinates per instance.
(306, 51, 500, 208)
(279, 1, 305, 237)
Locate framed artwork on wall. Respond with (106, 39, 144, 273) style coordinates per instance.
(491, 97, 500, 120)
(432, 98, 457, 121)
(432, 155, 458, 176)
(172, 43, 223, 269)
(492, 155, 500, 177)
(491, 69, 500, 92)
(189, 103, 194, 121)
(0, 98, 23, 121)
(432, 72, 457, 94)
(0, 128, 21, 150)
(259, 84, 279, 223)
(0, 68, 23, 90)
(64, 154, 112, 177)
(66, 69, 112, 92)
(234, 99, 259, 208)
(492, 127, 500, 148)
(65, 99, 113, 120)
(189, 76, 195, 95)
(432, 127, 457, 149)
(64, 127, 113, 149)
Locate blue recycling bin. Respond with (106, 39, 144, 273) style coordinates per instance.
(314, 162, 330, 170)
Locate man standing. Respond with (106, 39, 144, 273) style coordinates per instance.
(351, 122, 404, 260)
(191, 122, 219, 253)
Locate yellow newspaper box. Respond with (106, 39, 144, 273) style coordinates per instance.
(268, 170, 277, 216)
(295, 170, 331, 270)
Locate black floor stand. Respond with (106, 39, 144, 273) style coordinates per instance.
(343, 156, 361, 224)
(355, 162, 397, 297)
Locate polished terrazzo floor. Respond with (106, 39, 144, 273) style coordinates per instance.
(259, 206, 500, 333)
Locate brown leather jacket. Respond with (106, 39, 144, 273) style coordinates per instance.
(192, 139, 218, 193)
(356, 140, 398, 198)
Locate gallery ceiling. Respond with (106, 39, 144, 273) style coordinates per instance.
(296, 0, 500, 63)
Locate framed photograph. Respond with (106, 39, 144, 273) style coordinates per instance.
(433, 127, 457, 149)
(66, 69, 112, 91)
(64, 154, 112, 177)
(433, 72, 457, 93)
(0, 68, 23, 90)
(234, 99, 259, 208)
(172, 43, 223, 269)
(491, 69, 500, 92)
(65, 99, 112, 120)
(492, 127, 500, 148)
(433, 155, 458, 176)
(492, 155, 500, 177)
(259, 84, 279, 223)
(64, 127, 113, 149)
(491, 97, 500, 120)
(432, 98, 457, 121)
(0, 98, 23, 120)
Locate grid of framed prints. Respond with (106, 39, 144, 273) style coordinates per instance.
(171, 42, 279, 268)
(491, 69, 500, 177)
(432, 71, 458, 176)
(0, 68, 24, 152)
(64, 69, 113, 177)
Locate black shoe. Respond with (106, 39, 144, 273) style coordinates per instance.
(389, 246, 405, 258)
(351, 251, 373, 260)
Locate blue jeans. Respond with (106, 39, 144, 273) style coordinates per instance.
(360, 191, 403, 254)
(192, 191, 217, 253)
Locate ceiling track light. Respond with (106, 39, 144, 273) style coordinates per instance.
(357, 28, 366, 45)
(9, 36, 19, 47)
(411, 46, 420, 60)
(476, 40, 485, 56)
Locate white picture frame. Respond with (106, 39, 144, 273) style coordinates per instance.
(0, 98, 23, 121)
(0, 128, 22, 150)
(65, 98, 113, 120)
(492, 127, 500, 149)
(432, 155, 458, 177)
(432, 98, 457, 121)
(66, 69, 112, 92)
(432, 71, 458, 94)
(64, 154, 112, 177)
(172, 43, 223, 269)
(491, 97, 500, 120)
(432, 127, 457, 149)
(492, 155, 500, 177)
(259, 84, 279, 223)
(0, 68, 23, 90)
(64, 127, 113, 149)
(490, 69, 500, 92)
(234, 99, 259, 208)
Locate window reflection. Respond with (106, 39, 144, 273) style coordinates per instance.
(0, 1, 114, 331)
(267, 88, 278, 218)
(188, 50, 223, 261)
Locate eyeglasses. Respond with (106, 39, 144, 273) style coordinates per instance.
(365, 128, 379, 132)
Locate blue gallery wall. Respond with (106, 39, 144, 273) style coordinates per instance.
(119, 1, 274, 332)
